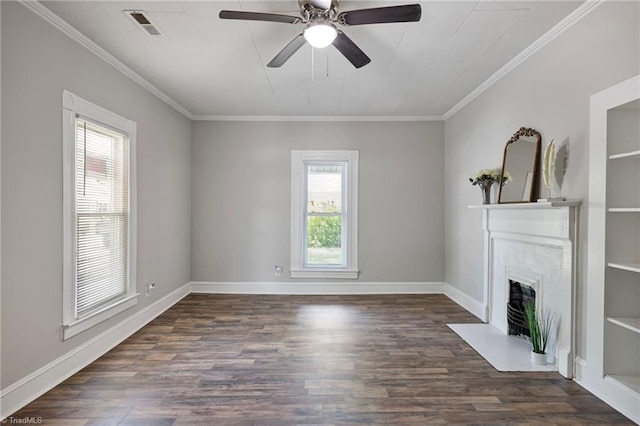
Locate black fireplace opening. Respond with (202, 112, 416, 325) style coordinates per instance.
(507, 279, 536, 337)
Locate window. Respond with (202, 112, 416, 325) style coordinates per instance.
(62, 91, 137, 339)
(291, 150, 358, 279)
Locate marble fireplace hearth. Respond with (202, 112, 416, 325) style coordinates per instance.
(448, 323, 556, 372)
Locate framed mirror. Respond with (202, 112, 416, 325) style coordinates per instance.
(498, 127, 541, 203)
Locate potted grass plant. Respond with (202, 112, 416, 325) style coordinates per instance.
(523, 302, 553, 365)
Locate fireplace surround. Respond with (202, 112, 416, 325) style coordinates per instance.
(468, 201, 580, 378)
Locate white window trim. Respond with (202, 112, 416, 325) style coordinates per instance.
(62, 90, 138, 340)
(290, 150, 359, 279)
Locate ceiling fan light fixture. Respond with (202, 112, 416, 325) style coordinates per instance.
(304, 23, 337, 48)
(220, 2, 422, 68)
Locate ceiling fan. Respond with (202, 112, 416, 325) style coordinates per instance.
(219, 0, 421, 69)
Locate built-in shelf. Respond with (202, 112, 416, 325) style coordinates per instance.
(608, 207, 640, 213)
(607, 375, 640, 394)
(468, 200, 581, 210)
(607, 317, 640, 334)
(588, 75, 640, 424)
(609, 149, 640, 160)
(608, 262, 640, 273)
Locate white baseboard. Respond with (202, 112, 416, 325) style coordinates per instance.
(0, 283, 190, 420)
(189, 281, 444, 295)
(574, 358, 639, 424)
(443, 283, 484, 321)
(557, 348, 573, 379)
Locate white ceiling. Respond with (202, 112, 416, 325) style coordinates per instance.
(40, 0, 584, 119)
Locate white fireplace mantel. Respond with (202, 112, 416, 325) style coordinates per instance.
(468, 200, 581, 378)
(468, 200, 582, 210)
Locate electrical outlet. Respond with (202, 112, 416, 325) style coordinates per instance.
(145, 282, 156, 297)
(274, 265, 283, 276)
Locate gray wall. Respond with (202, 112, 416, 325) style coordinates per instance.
(444, 1, 639, 358)
(192, 121, 444, 283)
(1, 2, 192, 388)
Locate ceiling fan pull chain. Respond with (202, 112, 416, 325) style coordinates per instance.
(311, 46, 315, 81)
(326, 50, 330, 78)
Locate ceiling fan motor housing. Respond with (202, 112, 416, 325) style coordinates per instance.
(301, 1, 337, 22)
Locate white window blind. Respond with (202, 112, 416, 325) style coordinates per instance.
(75, 118, 129, 317)
(62, 90, 137, 340)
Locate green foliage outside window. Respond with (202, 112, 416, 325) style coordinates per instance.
(307, 202, 341, 248)
(308, 216, 341, 248)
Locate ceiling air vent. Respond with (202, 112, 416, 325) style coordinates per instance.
(125, 10, 163, 37)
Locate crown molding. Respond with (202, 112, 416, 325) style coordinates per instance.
(19, 1, 195, 120)
(192, 115, 444, 122)
(443, 0, 603, 121)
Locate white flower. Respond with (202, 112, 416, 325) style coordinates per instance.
(501, 171, 513, 185)
(470, 169, 512, 186)
(470, 169, 494, 184)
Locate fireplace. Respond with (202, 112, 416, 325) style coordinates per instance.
(507, 279, 536, 337)
(473, 202, 580, 378)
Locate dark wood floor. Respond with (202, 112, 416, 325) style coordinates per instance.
(12, 294, 632, 425)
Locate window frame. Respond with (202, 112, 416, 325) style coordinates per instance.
(62, 90, 138, 340)
(290, 150, 359, 279)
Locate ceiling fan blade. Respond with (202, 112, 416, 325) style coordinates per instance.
(337, 4, 421, 26)
(267, 34, 307, 67)
(332, 31, 371, 69)
(219, 10, 301, 25)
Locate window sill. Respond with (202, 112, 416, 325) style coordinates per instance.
(63, 293, 139, 340)
(290, 269, 359, 279)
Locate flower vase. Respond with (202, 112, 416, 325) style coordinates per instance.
(480, 184, 492, 204)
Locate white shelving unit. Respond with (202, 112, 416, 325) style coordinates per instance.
(585, 75, 640, 424)
(607, 317, 640, 334)
(607, 262, 640, 274)
(607, 375, 640, 394)
(604, 112, 640, 397)
(609, 149, 640, 160)
(608, 208, 640, 213)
